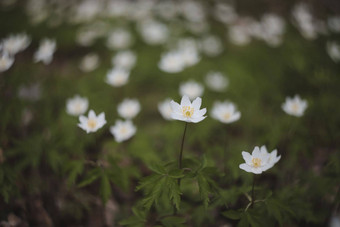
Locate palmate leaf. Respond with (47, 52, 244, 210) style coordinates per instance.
(77, 167, 101, 187)
(166, 177, 181, 210)
(197, 173, 210, 209)
(100, 174, 112, 204)
(161, 216, 186, 227)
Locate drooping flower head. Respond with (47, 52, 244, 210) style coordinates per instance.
(110, 120, 136, 142)
(239, 146, 280, 174)
(170, 95, 206, 123)
(282, 95, 308, 117)
(78, 110, 106, 133)
(211, 101, 241, 124)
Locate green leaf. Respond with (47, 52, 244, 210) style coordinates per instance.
(77, 168, 101, 188)
(161, 216, 186, 227)
(167, 178, 181, 210)
(100, 174, 112, 204)
(148, 163, 167, 174)
(197, 173, 210, 209)
(168, 169, 185, 178)
(222, 210, 242, 220)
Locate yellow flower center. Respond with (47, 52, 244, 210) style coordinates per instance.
(182, 106, 194, 118)
(120, 127, 127, 134)
(87, 119, 97, 129)
(252, 158, 261, 168)
(223, 112, 231, 120)
(292, 103, 299, 112)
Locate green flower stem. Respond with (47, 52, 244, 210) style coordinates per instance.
(251, 174, 256, 208)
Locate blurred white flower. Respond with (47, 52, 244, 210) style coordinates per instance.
(260, 14, 285, 47)
(106, 0, 131, 18)
(200, 35, 223, 57)
(328, 16, 340, 33)
(180, 1, 206, 23)
(107, 28, 132, 50)
(78, 110, 106, 133)
(105, 67, 130, 87)
(158, 98, 173, 120)
(329, 213, 340, 227)
(179, 46, 200, 67)
(138, 19, 169, 45)
(211, 101, 240, 124)
(214, 2, 237, 25)
(239, 146, 280, 174)
(282, 95, 308, 117)
(66, 95, 89, 116)
(155, 1, 178, 20)
(327, 41, 340, 62)
(34, 39, 56, 64)
(72, 0, 102, 23)
(2, 33, 31, 55)
(205, 71, 228, 92)
(170, 95, 206, 123)
(0, 51, 14, 72)
(79, 53, 99, 72)
(228, 23, 251, 46)
(112, 50, 136, 70)
(110, 120, 136, 142)
(158, 51, 185, 73)
(179, 80, 204, 100)
(118, 98, 141, 119)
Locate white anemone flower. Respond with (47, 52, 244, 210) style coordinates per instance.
(34, 39, 56, 64)
(66, 95, 89, 116)
(282, 95, 308, 117)
(158, 98, 173, 120)
(200, 35, 223, 57)
(259, 146, 281, 170)
(110, 120, 136, 143)
(239, 146, 278, 174)
(179, 80, 204, 100)
(105, 67, 130, 87)
(112, 50, 136, 70)
(138, 19, 169, 45)
(0, 51, 14, 72)
(158, 51, 185, 73)
(106, 28, 132, 50)
(117, 98, 141, 119)
(2, 33, 31, 55)
(211, 101, 241, 124)
(170, 95, 206, 123)
(79, 53, 99, 72)
(78, 110, 106, 133)
(205, 71, 229, 92)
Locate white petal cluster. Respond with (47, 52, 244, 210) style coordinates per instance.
(66, 95, 89, 116)
(2, 33, 31, 55)
(211, 101, 241, 124)
(158, 98, 173, 120)
(179, 80, 204, 100)
(0, 51, 14, 72)
(110, 120, 136, 143)
(205, 71, 228, 92)
(105, 68, 130, 87)
(78, 110, 106, 133)
(282, 95, 308, 117)
(118, 98, 141, 119)
(158, 51, 186, 73)
(106, 28, 132, 50)
(34, 39, 56, 64)
(112, 50, 136, 70)
(138, 19, 169, 45)
(170, 95, 206, 123)
(327, 41, 340, 63)
(239, 146, 281, 174)
(79, 53, 99, 72)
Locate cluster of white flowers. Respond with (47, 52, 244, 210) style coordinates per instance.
(239, 146, 281, 174)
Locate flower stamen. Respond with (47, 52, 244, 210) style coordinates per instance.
(182, 106, 194, 118)
(252, 158, 261, 168)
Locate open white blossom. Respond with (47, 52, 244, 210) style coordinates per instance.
(205, 71, 228, 92)
(327, 41, 340, 62)
(112, 50, 136, 70)
(106, 28, 132, 50)
(118, 98, 141, 119)
(105, 67, 130, 87)
(282, 95, 308, 117)
(158, 98, 173, 120)
(79, 53, 99, 72)
(179, 80, 204, 100)
(110, 120, 136, 143)
(0, 51, 14, 72)
(138, 19, 169, 45)
(211, 101, 241, 124)
(34, 39, 56, 64)
(2, 33, 31, 55)
(170, 95, 206, 123)
(66, 95, 89, 116)
(239, 146, 280, 174)
(158, 51, 185, 73)
(78, 110, 106, 133)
